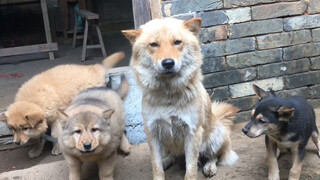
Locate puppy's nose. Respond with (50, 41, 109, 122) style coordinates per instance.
(242, 127, 248, 134)
(15, 141, 21, 145)
(161, 59, 175, 70)
(83, 142, 92, 150)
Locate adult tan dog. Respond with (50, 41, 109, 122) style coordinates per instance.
(58, 75, 130, 180)
(122, 18, 239, 179)
(0, 52, 124, 158)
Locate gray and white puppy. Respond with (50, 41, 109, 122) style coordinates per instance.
(58, 75, 130, 180)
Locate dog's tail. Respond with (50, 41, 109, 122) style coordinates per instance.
(117, 75, 129, 99)
(102, 52, 125, 70)
(211, 101, 238, 130)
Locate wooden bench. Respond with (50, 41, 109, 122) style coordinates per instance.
(72, 9, 106, 61)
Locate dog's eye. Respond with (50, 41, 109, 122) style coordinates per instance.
(22, 127, 29, 131)
(259, 119, 267, 123)
(149, 42, 159, 48)
(74, 130, 82, 134)
(174, 40, 182, 45)
(91, 128, 99, 133)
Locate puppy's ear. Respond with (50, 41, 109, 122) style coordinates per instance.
(184, 18, 202, 35)
(0, 111, 7, 122)
(25, 111, 45, 128)
(57, 110, 69, 129)
(122, 29, 141, 44)
(252, 84, 269, 99)
(277, 106, 295, 122)
(103, 109, 114, 125)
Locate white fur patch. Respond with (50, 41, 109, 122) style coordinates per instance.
(200, 123, 225, 154)
(219, 150, 239, 166)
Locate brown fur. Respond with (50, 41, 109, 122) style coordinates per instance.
(58, 77, 130, 180)
(123, 18, 238, 179)
(0, 52, 124, 158)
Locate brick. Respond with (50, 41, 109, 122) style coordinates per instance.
(172, 13, 195, 21)
(227, 96, 259, 111)
(199, 26, 228, 43)
(252, 1, 307, 20)
(286, 71, 320, 89)
(227, 49, 282, 70)
(224, 0, 297, 8)
(311, 57, 320, 70)
(229, 19, 283, 39)
(308, 99, 320, 108)
(309, 0, 320, 14)
(201, 38, 255, 58)
(235, 111, 251, 123)
(229, 77, 284, 98)
(257, 30, 311, 50)
(203, 67, 256, 88)
(257, 59, 310, 79)
(210, 86, 229, 101)
(162, 0, 223, 17)
(283, 43, 320, 60)
(284, 14, 320, 31)
(225, 7, 251, 24)
(276, 87, 309, 99)
(202, 57, 226, 74)
(196, 11, 228, 27)
(312, 28, 320, 42)
(310, 85, 320, 99)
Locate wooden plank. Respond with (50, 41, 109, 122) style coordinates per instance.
(40, 0, 55, 60)
(86, 45, 102, 49)
(132, 0, 152, 29)
(0, 43, 58, 57)
(149, 0, 162, 19)
(0, 0, 38, 6)
(75, 10, 99, 20)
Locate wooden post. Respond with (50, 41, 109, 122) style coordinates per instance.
(149, 0, 162, 19)
(40, 0, 55, 60)
(132, 0, 152, 29)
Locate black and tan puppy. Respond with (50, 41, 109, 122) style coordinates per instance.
(242, 84, 320, 180)
(58, 75, 130, 180)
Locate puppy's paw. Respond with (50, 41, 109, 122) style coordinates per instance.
(202, 162, 217, 178)
(268, 173, 280, 180)
(51, 145, 62, 155)
(28, 147, 43, 158)
(119, 134, 131, 155)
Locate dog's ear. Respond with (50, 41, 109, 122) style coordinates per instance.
(122, 29, 141, 44)
(0, 111, 7, 122)
(252, 84, 269, 99)
(25, 111, 45, 128)
(57, 110, 69, 129)
(277, 106, 295, 122)
(103, 109, 114, 125)
(184, 18, 202, 35)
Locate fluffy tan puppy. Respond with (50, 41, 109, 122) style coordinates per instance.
(0, 52, 124, 158)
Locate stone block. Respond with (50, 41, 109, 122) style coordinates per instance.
(162, 0, 223, 17)
(311, 56, 320, 70)
(203, 68, 256, 88)
(286, 71, 320, 89)
(309, 99, 320, 108)
(252, 1, 307, 20)
(224, 0, 297, 8)
(284, 14, 320, 31)
(310, 85, 320, 99)
(283, 43, 320, 60)
(227, 49, 282, 69)
(312, 28, 320, 42)
(309, 0, 320, 14)
(225, 7, 251, 24)
(172, 13, 195, 21)
(276, 87, 309, 99)
(199, 25, 228, 43)
(227, 96, 259, 111)
(229, 77, 284, 98)
(210, 86, 229, 101)
(257, 30, 311, 50)
(202, 57, 226, 74)
(257, 59, 310, 79)
(196, 11, 228, 27)
(235, 110, 251, 123)
(201, 38, 255, 58)
(229, 19, 283, 39)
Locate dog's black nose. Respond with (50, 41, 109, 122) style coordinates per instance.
(242, 127, 248, 134)
(161, 59, 175, 70)
(83, 142, 92, 150)
(15, 141, 21, 145)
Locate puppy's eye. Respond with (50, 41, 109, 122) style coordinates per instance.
(149, 42, 159, 48)
(22, 127, 29, 131)
(259, 119, 267, 123)
(74, 130, 82, 134)
(174, 40, 182, 45)
(91, 128, 99, 133)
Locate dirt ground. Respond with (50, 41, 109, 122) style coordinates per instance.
(0, 114, 319, 180)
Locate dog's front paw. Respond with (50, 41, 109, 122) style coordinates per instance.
(51, 144, 62, 155)
(202, 162, 217, 178)
(28, 147, 43, 158)
(268, 173, 280, 180)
